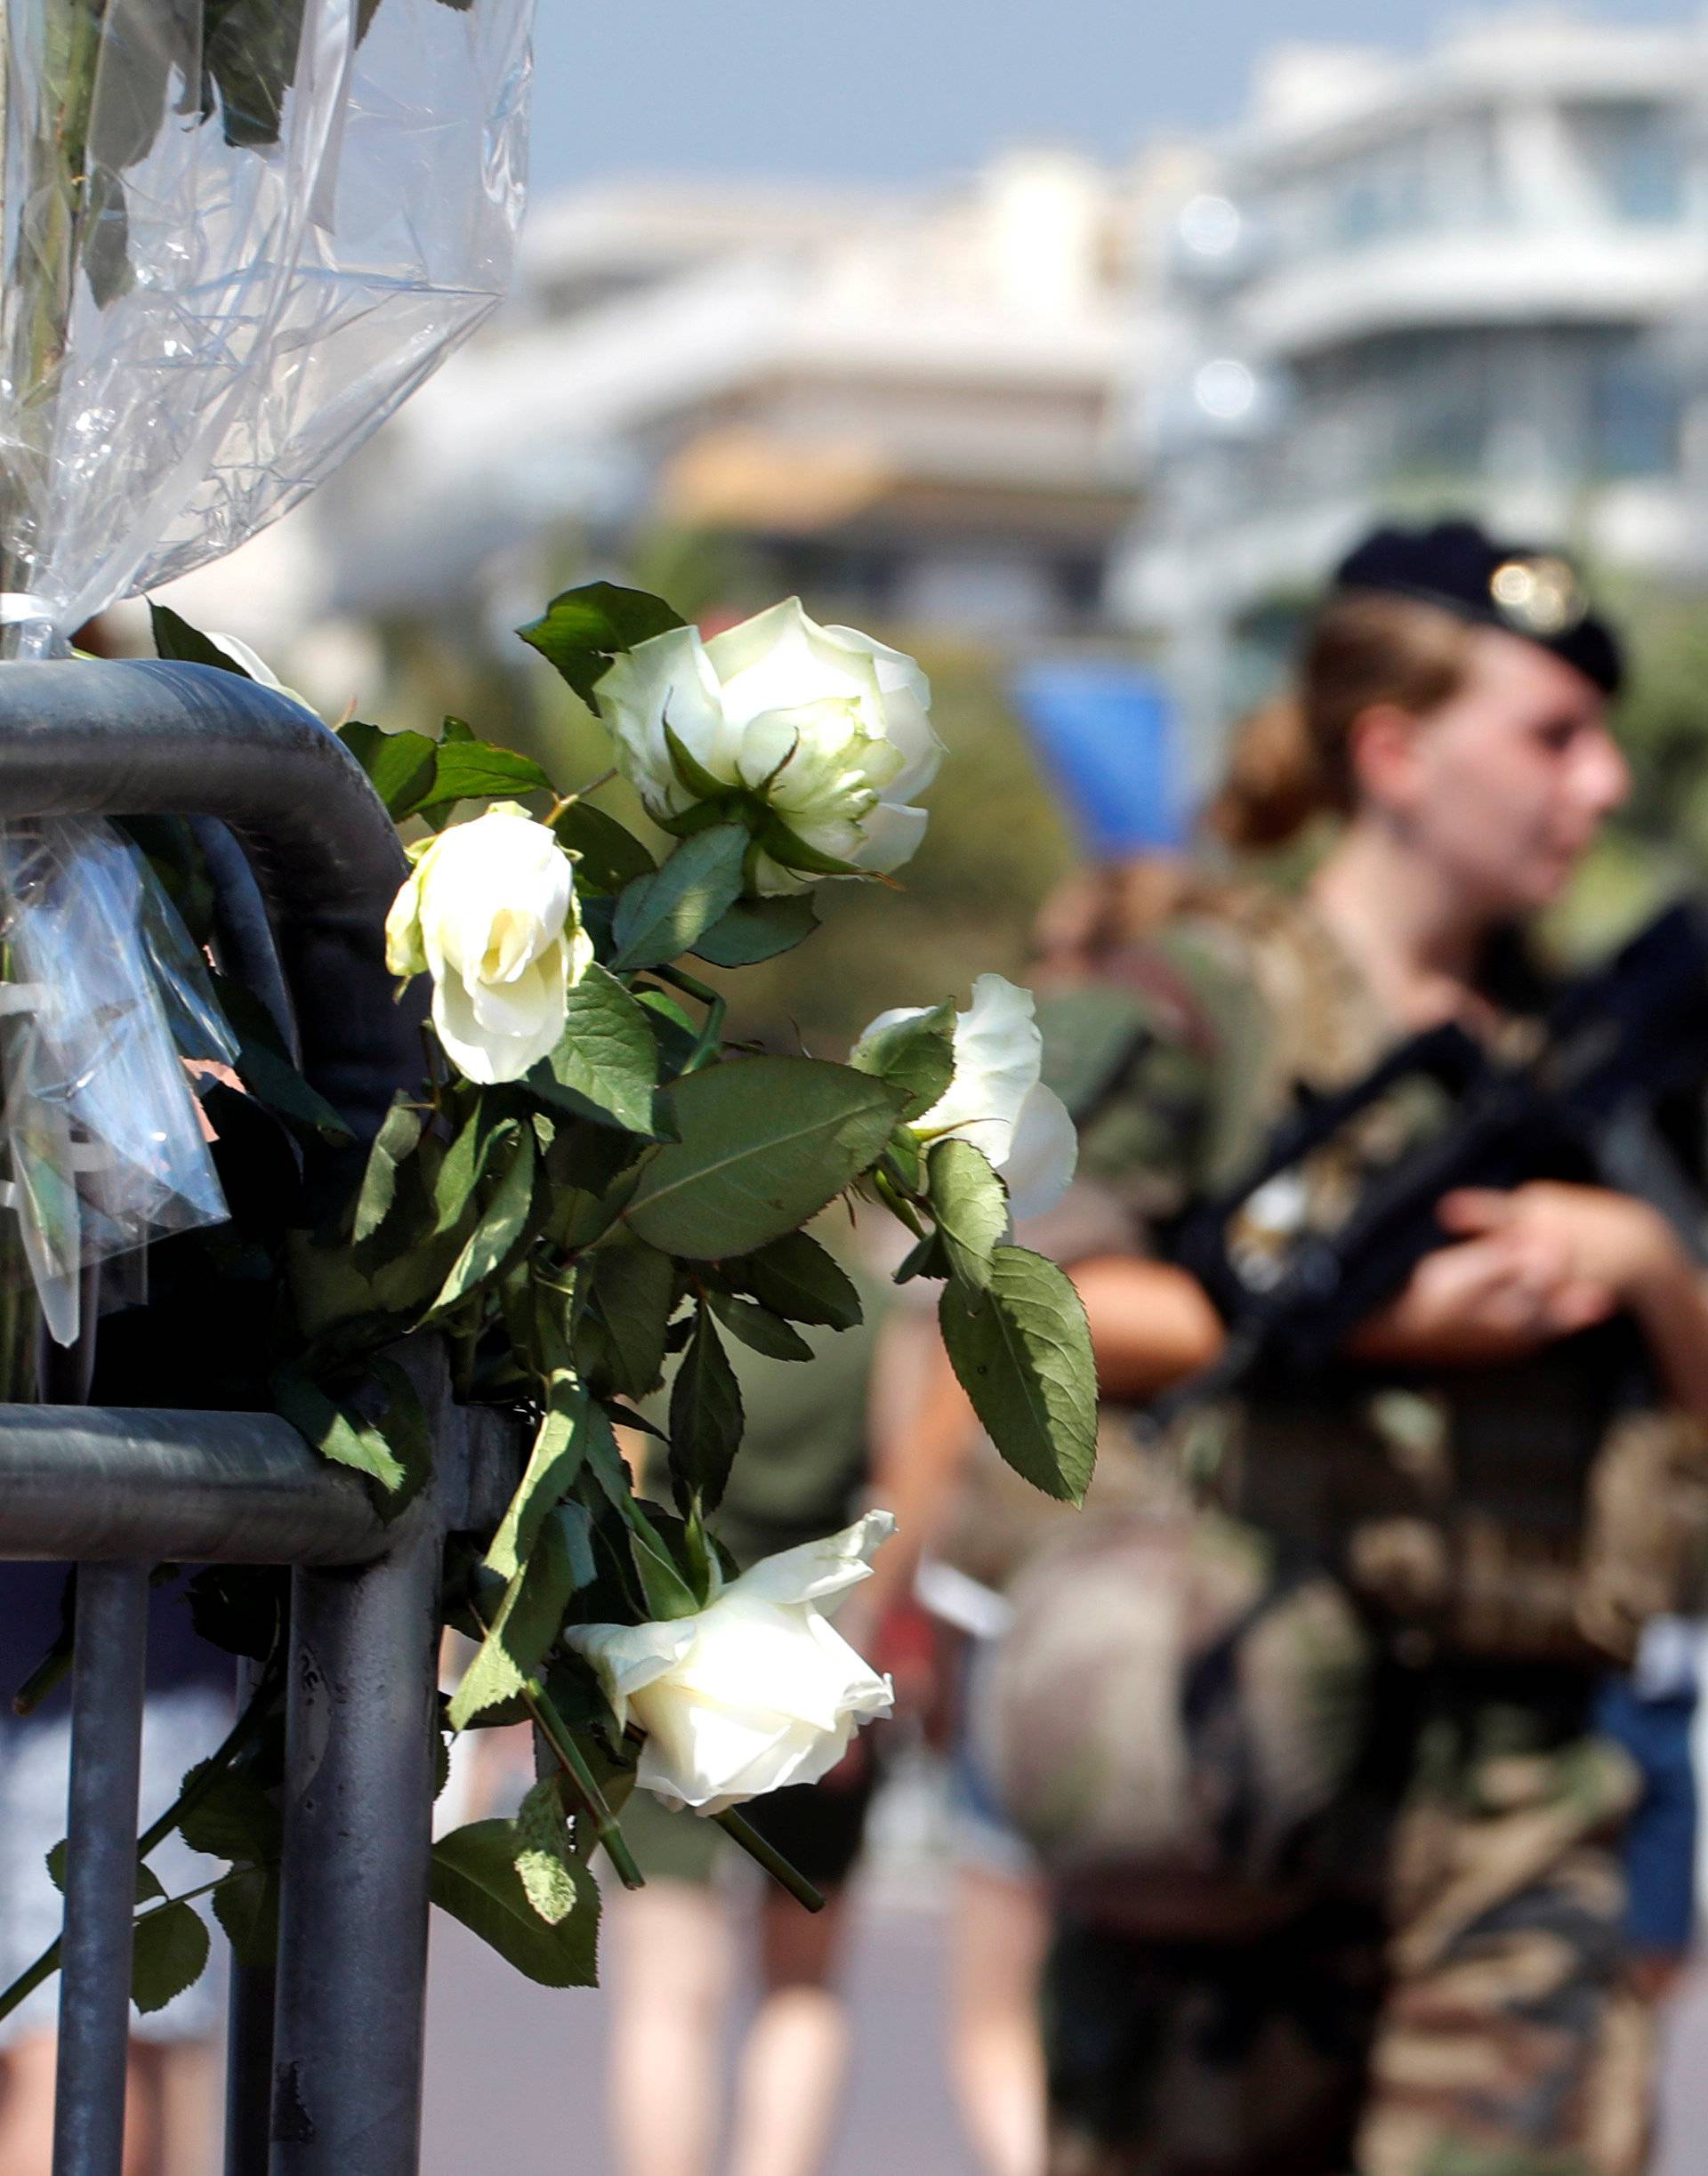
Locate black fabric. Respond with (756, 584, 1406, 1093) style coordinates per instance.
(1333, 518, 1624, 697)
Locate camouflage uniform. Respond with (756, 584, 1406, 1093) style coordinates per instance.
(984, 888, 1708, 2176)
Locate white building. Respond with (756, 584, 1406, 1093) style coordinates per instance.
(161, 149, 1172, 694)
(1116, 8, 1708, 763)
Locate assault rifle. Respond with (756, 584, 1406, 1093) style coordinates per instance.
(1156, 898, 1708, 1418)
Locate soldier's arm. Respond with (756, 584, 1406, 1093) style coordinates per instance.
(1069, 1253, 1227, 1400)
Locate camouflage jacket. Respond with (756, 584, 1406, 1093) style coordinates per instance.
(1029, 886, 1708, 1668)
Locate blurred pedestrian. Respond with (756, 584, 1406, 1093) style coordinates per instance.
(0, 1568, 230, 2176)
(604, 1228, 890, 2176)
(981, 520, 1708, 2175)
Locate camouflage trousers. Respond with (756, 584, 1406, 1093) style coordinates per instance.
(1043, 1699, 1656, 2176)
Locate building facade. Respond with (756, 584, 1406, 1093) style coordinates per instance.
(1116, 10, 1708, 765)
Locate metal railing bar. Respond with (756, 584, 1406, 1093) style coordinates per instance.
(270, 1515, 444, 2175)
(0, 1400, 523, 1568)
(0, 658, 423, 1144)
(224, 1656, 277, 2176)
(0, 1408, 388, 1566)
(52, 1560, 149, 2176)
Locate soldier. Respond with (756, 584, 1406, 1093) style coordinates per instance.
(982, 520, 1708, 2176)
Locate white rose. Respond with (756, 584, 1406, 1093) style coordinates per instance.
(384, 802, 592, 1086)
(853, 972, 1077, 1221)
(564, 1511, 896, 1816)
(593, 599, 942, 895)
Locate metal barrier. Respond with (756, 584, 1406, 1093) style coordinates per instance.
(0, 661, 522, 2176)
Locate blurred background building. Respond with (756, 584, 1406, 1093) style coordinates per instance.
(1121, 7, 1708, 769)
(151, 3, 1708, 1007)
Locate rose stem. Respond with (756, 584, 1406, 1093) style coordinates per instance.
(650, 963, 726, 1073)
(713, 1810, 825, 1913)
(521, 1674, 646, 1891)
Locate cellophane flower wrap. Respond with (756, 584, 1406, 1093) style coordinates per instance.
(0, 0, 533, 1357)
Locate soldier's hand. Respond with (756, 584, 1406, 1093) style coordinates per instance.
(1346, 1221, 1615, 1366)
(1438, 1182, 1679, 1308)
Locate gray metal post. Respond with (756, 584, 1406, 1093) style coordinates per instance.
(269, 1510, 443, 2175)
(52, 1562, 149, 2176)
(224, 1656, 277, 2176)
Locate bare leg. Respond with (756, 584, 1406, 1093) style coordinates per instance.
(0, 2033, 162, 2176)
(608, 1881, 732, 2176)
(151, 2037, 222, 2176)
(727, 1884, 851, 2176)
(949, 1867, 1049, 2176)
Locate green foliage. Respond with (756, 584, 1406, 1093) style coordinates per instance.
(729, 1231, 864, 1330)
(667, 1305, 745, 1513)
(431, 1819, 600, 1988)
(517, 582, 687, 706)
(926, 1140, 1009, 1292)
(609, 825, 747, 971)
(530, 966, 663, 1137)
(100, 585, 1101, 2010)
(939, 1245, 1098, 1505)
(624, 1058, 907, 1258)
(131, 1898, 213, 2016)
(850, 999, 956, 1119)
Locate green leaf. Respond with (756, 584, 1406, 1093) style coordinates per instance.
(609, 826, 748, 973)
(667, 1308, 745, 1514)
(214, 1868, 279, 1972)
(938, 1245, 1098, 1505)
(337, 721, 439, 820)
(486, 1383, 591, 1582)
(47, 1842, 162, 1905)
(515, 1779, 582, 1924)
(708, 1292, 813, 1362)
(149, 601, 247, 676)
(366, 1359, 437, 1518)
(518, 582, 687, 706)
(419, 740, 554, 812)
(553, 802, 656, 894)
(203, 0, 310, 149)
(585, 1237, 676, 1399)
(733, 1230, 864, 1329)
(528, 966, 661, 1136)
(757, 811, 868, 879)
(850, 999, 956, 1120)
(581, 1406, 702, 1620)
(354, 1096, 426, 1252)
(431, 1128, 538, 1316)
(274, 1371, 405, 1495)
(177, 1768, 282, 1867)
(661, 720, 733, 807)
(432, 1105, 517, 1236)
(690, 893, 820, 967)
(927, 1139, 1010, 1293)
(132, 1898, 212, 2016)
(452, 1506, 595, 1729)
(431, 1819, 600, 1988)
(232, 1036, 354, 1148)
(625, 1058, 907, 1260)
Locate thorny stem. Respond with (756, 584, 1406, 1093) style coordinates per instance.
(713, 1809, 825, 1913)
(520, 1674, 646, 1891)
(652, 963, 725, 1074)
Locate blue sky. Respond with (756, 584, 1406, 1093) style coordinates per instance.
(528, 1, 1700, 196)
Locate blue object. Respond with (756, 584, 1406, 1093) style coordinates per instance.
(1595, 1672, 1698, 1954)
(1011, 662, 1189, 858)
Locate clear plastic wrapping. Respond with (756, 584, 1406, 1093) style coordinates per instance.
(0, 0, 532, 641)
(0, 822, 238, 1343)
(0, 2, 535, 1349)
